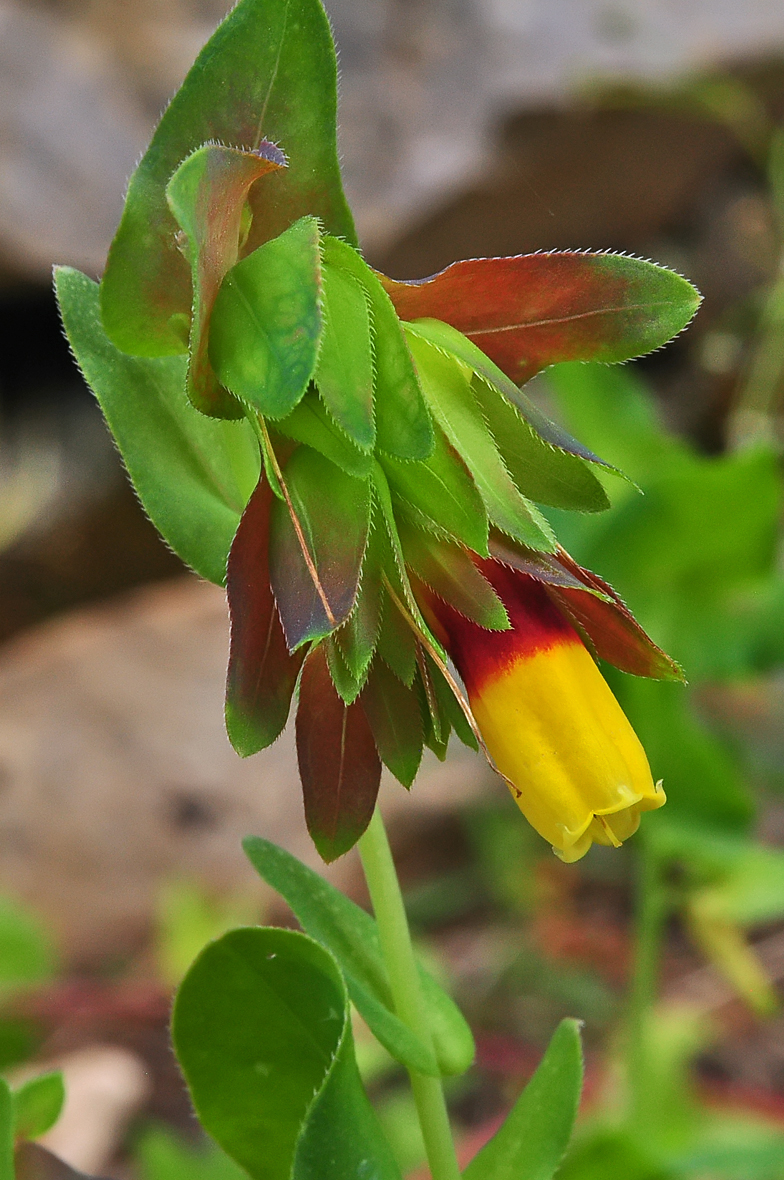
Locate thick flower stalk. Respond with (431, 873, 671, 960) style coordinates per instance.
(54, 0, 698, 865)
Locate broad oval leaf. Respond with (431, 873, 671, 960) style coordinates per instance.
(405, 332, 556, 552)
(269, 447, 372, 649)
(12, 1072, 65, 1142)
(383, 253, 701, 384)
(243, 836, 475, 1077)
(210, 217, 322, 419)
(324, 237, 434, 460)
(464, 1019, 583, 1180)
(166, 141, 286, 418)
(380, 423, 489, 555)
(296, 646, 382, 861)
(56, 268, 259, 586)
(172, 927, 400, 1180)
(101, 0, 355, 356)
(225, 477, 306, 757)
(316, 242, 375, 449)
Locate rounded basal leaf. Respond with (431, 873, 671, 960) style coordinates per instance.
(210, 217, 322, 418)
(225, 478, 306, 756)
(56, 268, 259, 586)
(172, 927, 400, 1180)
(269, 447, 372, 649)
(166, 141, 286, 419)
(323, 236, 434, 460)
(296, 646, 382, 862)
(316, 244, 375, 449)
(383, 252, 701, 384)
(101, 0, 355, 357)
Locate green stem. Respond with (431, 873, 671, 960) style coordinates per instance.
(626, 838, 667, 1122)
(358, 807, 461, 1180)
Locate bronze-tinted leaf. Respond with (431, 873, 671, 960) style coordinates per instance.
(166, 142, 286, 417)
(297, 646, 382, 861)
(400, 522, 509, 631)
(225, 477, 306, 755)
(361, 659, 423, 788)
(270, 447, 372, 649)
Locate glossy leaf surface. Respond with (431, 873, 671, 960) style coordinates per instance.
(12, 1073, 65, 1142)
(101, 0, 355, 356)
(166, 142, 286, 417)
(225, 478, 306, 756)
(376, 590, 418, 686)
(316, 242, 375, 448)
(270, 447, 371, 648)
(464, 1019, 583, 1180)
(406, 333, 556, 551)
(243, 836, 475, 1076)
(325, 238, 434, 460)
(296, 646, 381, 861)
(210, 217, 322, 418)
(173, 927, 400, 1180)
(56, 269, 259, 585)
(380, 424, 489, 554)
(384, 252, 700, 384)
(361, 659, 424, 788)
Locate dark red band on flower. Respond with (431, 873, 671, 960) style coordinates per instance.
(424, 560, 578, 695)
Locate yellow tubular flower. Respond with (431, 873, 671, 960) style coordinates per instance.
(425, 559, 665, 861)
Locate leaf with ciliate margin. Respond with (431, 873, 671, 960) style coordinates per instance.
(296, 646, 382, 862)
(55, 269, 259, 586)
(166, 142, 286, 418)
(225, 477, 306, 757)
(12, 1072, 65, 1142)
(335, 519, 385, 681)
(326, 637, 365, 706)
(173, 927, 400, 1180)
(405, 332, 556, 552)
(471, 374, 610, 513)
(324, 237, 434, 460)
(427, 652, 479, 753)
(316, 242, 375, 449)
(101, 0, 355, 357)
(243, 836, 475, 1077)
(383, 253, 700, 385)
(210, 217, 322, 419)
(464, 1019, 583, 1180)
(376, 588, 418, 686)
(399, 520, 509, 631)
(361, 658, 424, 788)
(405, 318, 616, 475)
(273, 386, 373, 478)
(380, 423, 489, 554)
(269, 447, 371, 650)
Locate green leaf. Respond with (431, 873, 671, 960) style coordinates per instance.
(334, 520, 385, 681)
(0, 1080, 12, 1180)
(273, 388, 373, 478)
(464, 1019, 583, 1180)
(361, 658, 424, 788)
(13, 1073, 65, 1142)
(270, 448, 372, 649)
(323, 238, 434, 460)
(136, 1124, 247, 1180)
(0, 898, 54, 999)
(316, 240, 375, 449)
(174, 929, 401, 1180)
(243, 837, 475, 1077)
(326, 636, 365, 705)
(56, 269, 260, 586)
(405, 333, 556, 551)
(399, 520, 509, 630)
(166, 142, 286, 418)
(380, 424, 489, 554)
(210, 217, 322, 419)
(101, 0, 355, 356)
(471, 374, 610, 512)
(376, 590, 418, 686)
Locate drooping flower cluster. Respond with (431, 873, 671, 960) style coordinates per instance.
(56, 0, 698, 863)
